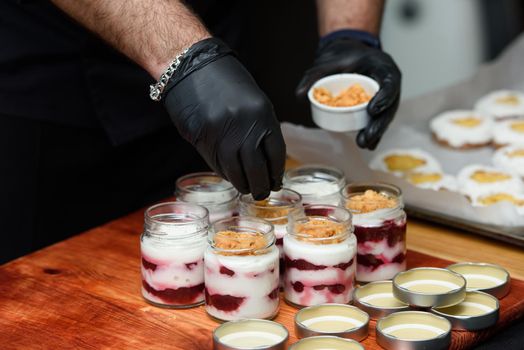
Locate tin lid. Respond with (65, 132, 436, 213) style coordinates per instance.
(288, 336, 364, 350)
(431, 291, 500, 331)
(213, 319, 289, 350)
(376, 311, 452, 350)
(393, 267, 466, 308)
(447, 262, 511, 299)
(353, 280, 410, 319)
(294, 304, 369, 341)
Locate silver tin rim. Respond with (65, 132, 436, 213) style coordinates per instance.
(431, 291, 500, 331)
(376, 311, 452, 350)
(393, 267, 467, 308)
(213, 319, 289, 350)
(446, 262, 511, 299)
(288, 336, 364, 350)
(294, 304, 369, 341)
(353, 280, 410, 319)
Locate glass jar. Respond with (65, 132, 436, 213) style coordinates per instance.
(205, 216, 280, 321)
(176, 172, 239, 223)
(239, 189, 303, 288)
(342, 182, 407, 283)
(140, 202, 209, 308)
(283, 165, 345, 206)
(284, 205, 357, 307)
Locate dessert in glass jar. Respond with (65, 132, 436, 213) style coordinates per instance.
(205, 216, 280, 321)
(284, 205, 357, 307)
(140, 202, 209, 308)
(342, 183, 407, 282)
(283, 165, 345, 206)
(239, 189, 302, 287)
(176, 172, 239, 223)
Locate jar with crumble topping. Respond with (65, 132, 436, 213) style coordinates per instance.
(204, 216, 280, 321)
(176, 172, 239, 223)
(284, 205, 357, 307)
(140, 202, 209, 308)
(283, 165, 345, 206)
(342, 183, 407, 283)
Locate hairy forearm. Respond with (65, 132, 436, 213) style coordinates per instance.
(51, 0, 211, 79)
(316, 0, 385, 36)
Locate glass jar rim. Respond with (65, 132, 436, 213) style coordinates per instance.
(144, 202, 209, 239)
(284, 164, 346, 196)
(239, 188, 302, 209)
(341, 182, 404, 215)
(176, 172, 238, 205)
(289, 205, 352, 242)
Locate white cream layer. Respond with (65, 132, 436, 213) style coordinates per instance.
(493, 145, 524, 178)
(457, 164, 524, 198)
(493, 119, 524, 146)
(283, 234, 357, 267)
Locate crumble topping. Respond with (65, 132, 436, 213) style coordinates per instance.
(451, 117, 482, 128)
(251, 199, 292, 225)
(384, 154, 427, 172)
(478, 193, 524, 206)
(214, 230, 267, 255)
(407, 172, 443, 184)
(507, 149, 524, 158)
(346, 190, 398, 214)
(313, 84, 371, 107)
(496, 95, 520, 105)
(295, 218, 345, 245)
(470, 170, 511, 183)
(510, 121, 524, 133)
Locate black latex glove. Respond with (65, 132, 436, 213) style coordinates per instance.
(163, 38, 286, 199)
(297, 35, 401, 150)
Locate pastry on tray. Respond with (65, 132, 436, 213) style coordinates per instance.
(404, 172, 458, 192)
(457, 164, 524, 199)
(370, 148, 442, 177)
(493, 145, 524, 178)
(472, 192, 524, 215)
(475, 89, 524, 120)
(430, 110, 493, 149)
(493, 118, 524, 148)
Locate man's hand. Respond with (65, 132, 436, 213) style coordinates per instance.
(298, 0, 401, 150)
(164, 39, 286, 199)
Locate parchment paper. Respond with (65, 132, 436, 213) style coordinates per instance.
(283, 33, 524, 233)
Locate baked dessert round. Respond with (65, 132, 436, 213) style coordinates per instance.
(457, 164, 524, 198)
(430, 110, 493, 149)
(493, 119, 524, 147)
(472, 192, 524, 215)
(475, 90, 524, 120)
(493, 145, 524, 178)
(370, 148, 442, 177)
(404, 172, 458, 191)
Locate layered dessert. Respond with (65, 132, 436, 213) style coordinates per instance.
(176, 172, 239, 223)
(343, 184, 407, 282)
(493, 145, 524, 178)
(430, 110, 493, 149)
(239, 190, 302, 287)
(474, 90, 524, 120)
(284, 206, 356, 307)
(457, 164, 524, 199)
(283, 165, 345, 206)
(370, 148, 442, 177)
(141, 202, 209, 308)
(493, 119, 524, 148)
(205, 217, 279, 321)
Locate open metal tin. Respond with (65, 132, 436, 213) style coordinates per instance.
(294, 304, 369, 341)
(431, 291, 500, 331)
(213, 319, 289, 350)
(393, 267, 466, 307)
(376, 311, 452, 350)
(288, 336, 364, 350)
(447, 262, 510, 299)
(353, 280, 410, 319)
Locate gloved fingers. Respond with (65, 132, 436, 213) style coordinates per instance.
(366, 63, 401, 116)
(262, 129, 286, 191)
(357, 97, 399, 150)
(217, 144, 250, 194)
(240, 140, 272, 200)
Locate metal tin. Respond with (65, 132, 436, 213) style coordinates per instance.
(431, 291, 500, 330)
(213, 319, 289, 350)
(376, 311, 452, 350)
(288, 336, 364, 350)
(447, 262, 511, 299)
(393, 267, 466, 307)
(294, 304, 369, 341)
(353, 280, 410, 319)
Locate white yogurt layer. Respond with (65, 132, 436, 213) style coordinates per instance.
(475, 90, 524, 119)
(430, 110, 494, 147)
(457, 164, 524, 198)
(370, 148, 442, 177)
(493, 145, 524, 178)
(285, 181, 342, 206)
(284, 233, 357, 267)
(493, 119, 524, 146)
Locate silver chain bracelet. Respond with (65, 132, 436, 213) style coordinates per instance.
(149, 47, 190, 101)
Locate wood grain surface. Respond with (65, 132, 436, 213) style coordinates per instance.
(1, 204, 523, 350)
